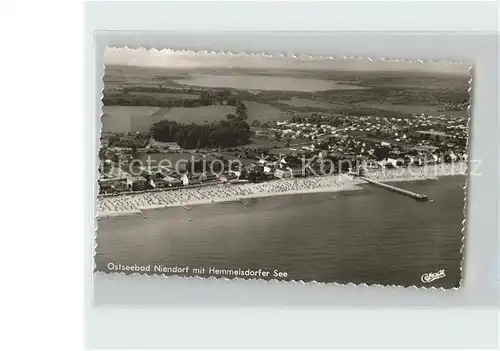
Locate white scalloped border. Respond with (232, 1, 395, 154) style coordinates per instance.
(93, 46, 472, 291)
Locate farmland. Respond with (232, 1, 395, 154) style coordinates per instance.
(352, 102, 468, 117)
(102, 64, 470, 134)
(157, 105, 236, 123)
(244, 101, 287, 122)
(102, 105, 242, 133)
(101, 106, 161, 133)
(102, 101, 294, 133)
(127, 91, 199, 100)
(276, 97, 349, 110)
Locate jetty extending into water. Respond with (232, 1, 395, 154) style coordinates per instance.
(359, 176, 429, 201)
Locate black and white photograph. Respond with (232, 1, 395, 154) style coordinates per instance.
(95, 47, 470, 289)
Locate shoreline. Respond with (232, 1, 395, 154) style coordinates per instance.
(97, 176, 363, 219)
(97, 163, 466, 219)
(99, 184, 363, 219)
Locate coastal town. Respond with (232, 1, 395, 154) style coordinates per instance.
(96, 48, 471, 218)
(95, 48, 470, 290)
(97, 90, 468, 216)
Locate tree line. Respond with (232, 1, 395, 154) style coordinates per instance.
(102, 87, 240, 108)
(102, 95, 240, 108)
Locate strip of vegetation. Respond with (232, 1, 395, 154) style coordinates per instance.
(102, 87, 239, 108)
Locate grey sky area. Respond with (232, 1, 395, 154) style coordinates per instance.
(105, 47, 470, 75)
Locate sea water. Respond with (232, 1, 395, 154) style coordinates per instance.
(95, 176, 465, 288)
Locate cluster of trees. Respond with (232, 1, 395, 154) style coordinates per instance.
(250, 120, 273, 128)
(290, 113, 325, 125)
(150, 105, 251, 149)
(225, 100, 248, 121)
(107, 133, 150, 149)
(102, 95, 240, 108)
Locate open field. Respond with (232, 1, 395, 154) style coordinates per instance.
(128, 91, 200, 100)
(240, 135, 311, 150)
(217, 151, 258, 165)
(159, 105, 236, 123)
(102, 105, 241, 133)
(103, 65, 189, 87)
(138, 152, 200, 164)
(242, 138, 286, 149)
(101, 106, 162, 133)
(352, 102, 468, 117)
(244, 101, 287, 122)
(272, 96, 467, 119)
(276, 97, 350, 110)
(103, 101, 292, 133)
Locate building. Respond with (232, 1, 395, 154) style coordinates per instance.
(163, 142, 181, 151)
(253, 129, 275, 138)
(148, 139, 181, 151)
(274, 169, 292, 179)
(98, 177, 128, 194)
(219, 172, 238, 183)
(290, 166, 305, 177)
(199, 172, 218, 182)
(181, 174, 189, 186)
(165, 175, 182, 187)
(230, 170, 241, 179)
(263, 166, 273, 174)
(98, 167, 130, 193)
(126, 176, 147, 191)
(181, 173, 201, 186)
(149, 177, 168, 189)
(139, 165, 173, 178)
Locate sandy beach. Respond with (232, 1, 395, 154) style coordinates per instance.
(96, 162, 467, 218)
(364, 161, 467, 182)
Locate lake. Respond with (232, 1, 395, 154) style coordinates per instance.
(95, 176, 465, 288)
(173, 74, 368, 92)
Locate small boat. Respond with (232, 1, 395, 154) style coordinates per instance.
(181, 204, 192, 211)
(188, 218, 192, 222)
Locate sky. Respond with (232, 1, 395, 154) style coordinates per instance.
(104, 47, 471, 75)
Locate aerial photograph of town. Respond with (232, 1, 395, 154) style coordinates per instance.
(94, 48, 470, 288)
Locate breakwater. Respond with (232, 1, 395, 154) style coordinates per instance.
(359, 176, 429, 201)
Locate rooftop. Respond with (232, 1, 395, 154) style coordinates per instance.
(416, 130, 450, 136)
(128, 175, 147, 182)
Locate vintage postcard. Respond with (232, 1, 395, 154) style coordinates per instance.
(95, 48, 470, 289)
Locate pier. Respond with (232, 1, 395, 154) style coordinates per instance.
(359, 176, 428, 201)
